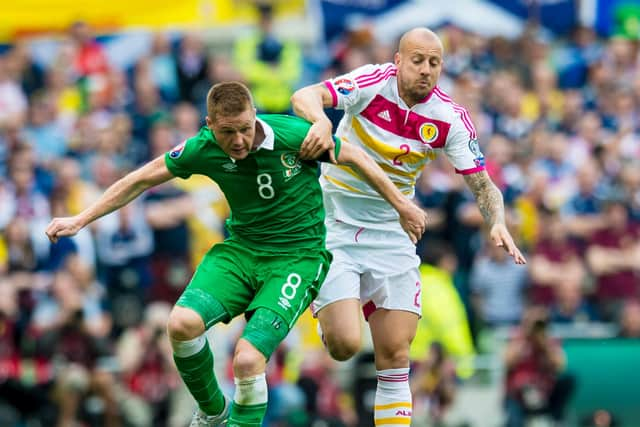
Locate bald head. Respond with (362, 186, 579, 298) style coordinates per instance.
(394, 28, 444, 107)
(398, 28, 443, 55)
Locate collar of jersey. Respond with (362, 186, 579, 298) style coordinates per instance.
(253, 117, 275, 151)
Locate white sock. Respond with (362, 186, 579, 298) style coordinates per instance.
(170, 335, 206, 358)
(234, 373, 268, 405)
(375, 367, 412, 426)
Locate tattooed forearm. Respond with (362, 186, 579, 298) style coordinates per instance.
(463, 171, 505, 227)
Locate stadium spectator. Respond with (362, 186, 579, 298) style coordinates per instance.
(116, 302, 189, 427)
(143, 121, 193, 304)
(175, 33, 210, 105)
(0, 53, 28, 128)
(528, 207, 585, 304)
(585, 196, 640, 320)
(234, 3, 302, 114)
(0, 277, 56, 426)
(411, 342, 457, 425)
(561, 159, 608, 241)
(148, 32, 180, 104)
(617, 299, 640, 338)
(503, 306, 575, 427)
(413, 242, 475, 379)
(549, 279, 599, 325)
(471, 235, 529, 327)
(33, 267, 118, 427)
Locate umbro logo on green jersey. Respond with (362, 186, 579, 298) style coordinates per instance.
(222, 162, 238, 172)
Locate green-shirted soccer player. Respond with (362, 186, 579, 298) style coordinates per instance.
(45, 82, 427, 427)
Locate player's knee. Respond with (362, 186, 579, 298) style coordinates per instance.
(166, 306, 205, 340)
(326, 332, 361, 361)
(233, 340, 267, 378)
(376, 345, 410, 368)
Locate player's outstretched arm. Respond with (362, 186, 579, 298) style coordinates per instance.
(463, 171, 527, 264)
(291, 83, 336, 162)
(336, 142, 428, 244)
(45, 156, 174, 243)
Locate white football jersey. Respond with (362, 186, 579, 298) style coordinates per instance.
(322, 62, 485, 228)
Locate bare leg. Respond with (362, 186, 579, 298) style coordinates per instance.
(317, 298, 363, 361)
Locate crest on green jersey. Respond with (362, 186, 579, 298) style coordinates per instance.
(281, 152, 299, 168)
(281, 152, 301, 181)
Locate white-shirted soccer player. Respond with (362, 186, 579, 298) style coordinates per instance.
(291, 28, 526, 426)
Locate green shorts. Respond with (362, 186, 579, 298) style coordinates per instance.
(178, 239, 332, 332)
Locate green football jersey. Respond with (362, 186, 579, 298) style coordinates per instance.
(165, 114, 341, 251)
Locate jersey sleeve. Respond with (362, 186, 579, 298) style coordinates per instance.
(164, 134, 203, 179)
(323, 63, 396, 115)
(443, 110, 485, 175)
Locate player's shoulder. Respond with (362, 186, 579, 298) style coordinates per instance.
(259, 114, 312, 148)
(260, 114, 312, 137)
(426, 86, 471, 122)
(349, 62, 397, 88)
(259, 113, 309, 129)
(349, 62, 396, 78)
(426, 86, 478, 140)
(170, 126, 215, 158)
(187, 126, 215, 146)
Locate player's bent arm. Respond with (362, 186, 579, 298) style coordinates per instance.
(79, 156, 173, 226)
(463, 171, 506, 227)
(292, 83, 337, 160)
(46, 156, 174, 242)
(290, 83, 334, 123)
(336, 143, 427, 243)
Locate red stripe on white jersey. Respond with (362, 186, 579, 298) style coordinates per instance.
(359, 69, 397, 88)
(433, 87, 477, 139)
(355, 64, 395, 85)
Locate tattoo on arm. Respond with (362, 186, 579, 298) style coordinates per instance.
(463, 171, 505, 227)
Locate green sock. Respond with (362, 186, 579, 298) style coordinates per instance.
(228, 402, 268, 426)
(173, 341, 225, 415)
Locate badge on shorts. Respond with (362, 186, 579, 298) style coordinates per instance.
(334, 78, 356, 95)
(169, 141, 186, 159)
(419, 123, 438, 144)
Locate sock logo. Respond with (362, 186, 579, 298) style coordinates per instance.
(395, 410, 412, 416)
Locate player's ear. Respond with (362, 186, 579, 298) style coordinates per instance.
(394, 52, 401, 66)
(205, 116, 213, 128)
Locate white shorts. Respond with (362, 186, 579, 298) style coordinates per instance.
(312, 219, 422, 319)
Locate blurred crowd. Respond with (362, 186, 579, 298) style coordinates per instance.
(0, 4, 640, 427)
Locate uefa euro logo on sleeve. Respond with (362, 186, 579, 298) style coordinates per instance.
(169, 141, 186, 159)
(334, 78, 356, 96)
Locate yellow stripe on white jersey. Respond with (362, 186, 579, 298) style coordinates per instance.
(377, 162, 417, 178)
(352, 117, 426, 165)
(333, 165, 415, 195)
(374, 417, 411, 425)
(322, 174, 367, 194)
